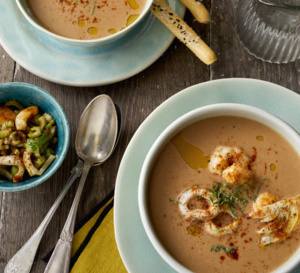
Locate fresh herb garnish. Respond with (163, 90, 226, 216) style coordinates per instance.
(187, 183, 200, 190)
(210, 182, 249, 219)
(211, 244, 238, 254)
(25, 133, 49, 153)
(77, 1, 96, 14)
(83, 1, 90, 8)
(169, 199, 182, 205)
(232, 181, 253, 193)
(74, 0, 78, 4)
(92, 2, 96, 15)
(252, 180, 264, 201)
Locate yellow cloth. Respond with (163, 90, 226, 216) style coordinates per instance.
(69, 194, 127, 273)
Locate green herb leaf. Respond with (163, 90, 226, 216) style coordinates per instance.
(25, 133, 49, 153)
(211, 244, 238, 254)
(187, 183, 199, 190)
(84, 2, 90, 8)
(252, 181, 264, 201)
(210, 182, 249, 219)
(92, 2, 96, 15)
(169, 199, 182, 205)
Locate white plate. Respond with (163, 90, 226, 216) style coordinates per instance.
(0, 1, 185, 86)
(114, 78, 300, 273)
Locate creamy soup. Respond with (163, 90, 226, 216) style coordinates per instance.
(26, 0, 146, 40)
(148, 116, 300, 273)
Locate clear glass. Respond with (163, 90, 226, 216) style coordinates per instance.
(234, 0, 300, 63)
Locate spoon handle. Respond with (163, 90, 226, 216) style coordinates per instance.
(4, 160, 84, 273)
(44, 162, 92, 273)
(259, 0, 300, 10)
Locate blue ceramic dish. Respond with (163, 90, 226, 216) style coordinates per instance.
(0, 0, 185, 86)
(16, 0, 153, 46)
(0, 82, 70, 192)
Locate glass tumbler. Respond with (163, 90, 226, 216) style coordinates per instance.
(234, 0, 300, 63)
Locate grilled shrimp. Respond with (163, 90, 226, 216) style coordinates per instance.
(0, 106, 16, 126)
(0, 155, 25, 182)
(209, 146, 253, 184)
(252, 192, 278, 215)
(23, 149, 39, 176)
(179, 187, 219, 221)
(204, 206, 240, 236)
(15, 106, 38, 130)
(247, 193, 300, 247)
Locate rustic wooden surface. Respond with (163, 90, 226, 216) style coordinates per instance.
(0, 0, 299, 272)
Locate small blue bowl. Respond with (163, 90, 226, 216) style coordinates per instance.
(0, 82, 70, 191)
(16, 0, 153, 47)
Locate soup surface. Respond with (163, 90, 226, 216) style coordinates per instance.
(148, 116, 300, 273)
(26, 0, 146, 40)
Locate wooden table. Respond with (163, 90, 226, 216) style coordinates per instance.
(0, 0, 299, 272)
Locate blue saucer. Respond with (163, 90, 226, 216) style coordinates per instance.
(0, 1, 185, 86)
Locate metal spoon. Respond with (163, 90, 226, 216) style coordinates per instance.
(44, 94, 118, 273)
(4, 95, 119, 273)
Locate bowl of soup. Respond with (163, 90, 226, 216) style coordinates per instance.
(139, 103, 300, 273)
(16, 0, 152, 46)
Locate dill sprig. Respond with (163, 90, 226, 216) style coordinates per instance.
(211, 244, 238, 254)
(172, 179, 264, 217)
(210, 182, 249, 219)
(169, 199, 182, 205)
(187, 183, 200, 190)
(83, 2, 90, 8)
(92, 1, 96, 15)
(232, 181, 253, 193)
(252, 180, 264, 201)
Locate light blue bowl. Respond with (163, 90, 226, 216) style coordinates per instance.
(16, 0, 153, 47)
(0, 82, 70, 191)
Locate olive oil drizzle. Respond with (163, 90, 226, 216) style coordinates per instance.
(171, 133, 210, 170)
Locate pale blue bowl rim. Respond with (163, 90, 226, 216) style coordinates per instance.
(0, 82, 70, 192)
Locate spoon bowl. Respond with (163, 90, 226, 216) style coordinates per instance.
(75, 95, 118, 165)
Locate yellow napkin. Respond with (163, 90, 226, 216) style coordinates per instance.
(70, 191, 127, 273)
(45, 191, 127, 273)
